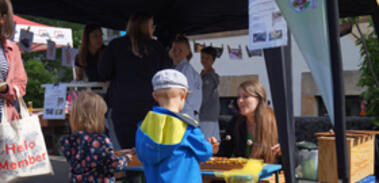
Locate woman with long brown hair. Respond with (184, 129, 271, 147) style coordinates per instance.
(75, 24, 105, 81)
(98, 13, 171, 149)
(0, 0, 27, 122)
(216, 80, 280, 163)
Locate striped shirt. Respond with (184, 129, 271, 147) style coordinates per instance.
(0, 45, 9, 121)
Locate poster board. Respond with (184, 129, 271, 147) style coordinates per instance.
(248, 0, 288, 50)
(43, 83, 67, 120)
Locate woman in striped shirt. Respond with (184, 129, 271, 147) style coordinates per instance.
(0, 0, 28, 122)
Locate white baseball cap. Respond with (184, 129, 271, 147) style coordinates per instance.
(152, 69, 188, 90)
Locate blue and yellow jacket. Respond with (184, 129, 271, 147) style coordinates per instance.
(136, 106, 213, 183)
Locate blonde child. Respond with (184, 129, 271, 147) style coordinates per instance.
(59, 91, 131, 183)
(136, 69, 218, 183)
(169, 36, 202, 121)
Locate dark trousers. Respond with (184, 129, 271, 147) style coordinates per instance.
(111, 109, 149, 149)
(112, 109, 149, 183)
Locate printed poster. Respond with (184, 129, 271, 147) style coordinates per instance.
(248, 0, 288, 50)
(46, 40, 56, 60)
(61, 46, 78, 67)
(227, 45, 243, 60)
(246, 45, 263, 57)
(19, 29, 34, 53)
(43, 83, 67, 120)
(214, 45, 224, 58)
(194, 41, 206, 53)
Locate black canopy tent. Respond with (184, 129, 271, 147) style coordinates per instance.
(12, 0, 379, 44)
(12, 0, 249, 46)
(12, 0, 378, 182)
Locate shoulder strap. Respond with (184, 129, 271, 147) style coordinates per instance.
(173, 112, 199, 127)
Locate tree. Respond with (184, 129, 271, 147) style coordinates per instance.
(23, 59, 57, 107)
(352, 18, 379, 124)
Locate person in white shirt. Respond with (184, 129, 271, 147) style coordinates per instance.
(169, 36, 202, 121)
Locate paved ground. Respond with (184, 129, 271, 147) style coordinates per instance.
(13, 157, 376, 183)
(16, 156, 69, 183)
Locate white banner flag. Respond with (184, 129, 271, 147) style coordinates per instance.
(276, 0, 335, 125)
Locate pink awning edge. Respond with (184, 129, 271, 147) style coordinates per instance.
(13, 15, 50, 27)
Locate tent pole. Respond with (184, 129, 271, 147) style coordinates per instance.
(326, 0, 349, 182)
(263, 31, 297, 183)
(371, 6, 379, 43)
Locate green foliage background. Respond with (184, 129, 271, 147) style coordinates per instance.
(23, 59, 56, 107)
(20, 15, 84, 107)
(354, 18, 379, 123)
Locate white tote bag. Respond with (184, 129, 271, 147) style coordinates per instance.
(0, 87, 54, 183)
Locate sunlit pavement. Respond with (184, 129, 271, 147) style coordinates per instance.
(15, 157, 378, 183)
(16, 156, 69, 183)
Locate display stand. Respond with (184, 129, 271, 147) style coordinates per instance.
(41, 81, 109, 93)
(39, 81, 109, 155)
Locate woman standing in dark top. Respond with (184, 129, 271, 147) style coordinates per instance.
(76, 24, 105, 82)
(217, 80, 280, 163)
(98, 13, 171, 148)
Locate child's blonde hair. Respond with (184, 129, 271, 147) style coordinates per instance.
(153, 88, 186, 100)
(69, 91, 108, 133)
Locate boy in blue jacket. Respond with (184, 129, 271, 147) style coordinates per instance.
(136, 69, 217, 183)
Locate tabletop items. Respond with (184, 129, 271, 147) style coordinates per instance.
(200, 157, 249, 171)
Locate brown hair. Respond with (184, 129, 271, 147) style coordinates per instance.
(0, 0, 14, 41)
(126, 13, 153, 58)
(77, 24, 102, 66)
(201, 46, 217, 60)
(235, 80, 278, 163)
(173, 35, 193, 60)
(69, 91, 108, 133)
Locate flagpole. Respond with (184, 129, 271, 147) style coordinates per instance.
(326, 0, 349, 182)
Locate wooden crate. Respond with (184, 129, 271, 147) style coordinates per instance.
(317, 132, 375, 183)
